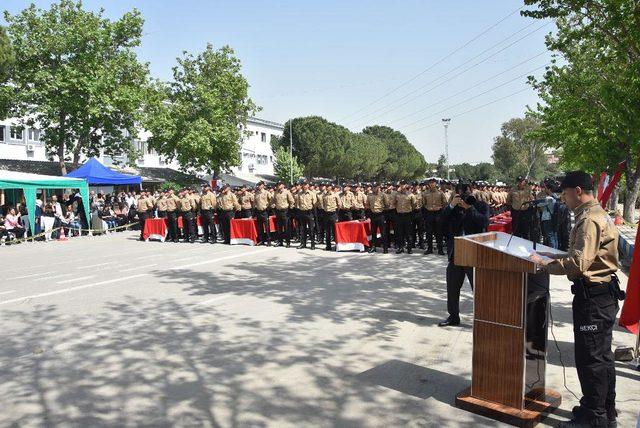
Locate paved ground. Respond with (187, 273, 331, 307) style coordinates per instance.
(0, 231, 638, 427)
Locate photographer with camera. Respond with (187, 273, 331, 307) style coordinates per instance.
(507, 176, 535, 240)
(438, 182, 491, 327)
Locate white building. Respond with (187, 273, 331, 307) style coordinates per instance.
(0, 116, 283, 180)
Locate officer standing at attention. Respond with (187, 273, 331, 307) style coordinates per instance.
(178, 190, 194, 243)
(188, 188, 200, 242)
(382, 183, 398, 249)
(200, 185, 217, 244)
(352, 184, 367, 220)
(315, 183, 327, 244)
(218, 184, 240, 244)
(254, 181, 273, 246)
(136, 191, 151, 241)
(530, 171, 622, 428)
(411, 182, 425, 250)
(422, 178, 448, 255)
(165, 189, 180, 243)
(365, 183, 387, 253)
(156, 191, 168, 219)
(507, 176, 534, 239)
(295, 181, 318, 250)
(274, 181, 295, 247)
(238, 185, 254, 219)
(394, 181, 416, 254)
(322, 183, 341, 251)
(338, 183, 355, 221)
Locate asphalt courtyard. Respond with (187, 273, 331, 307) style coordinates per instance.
(0, 231, 638, 427)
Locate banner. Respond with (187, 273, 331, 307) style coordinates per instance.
(619, 224, 640, 334)
(599, 161, 626, 209)
(597, 171, 607, 200)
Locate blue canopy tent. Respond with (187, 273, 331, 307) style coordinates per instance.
(65, 157, 142, 186)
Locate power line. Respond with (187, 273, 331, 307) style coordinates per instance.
(395, 64, 547, 130)
(403, 87, 532, 134)
(387, 51, 547, 126)
(338, 6, 523, 121)
(346, 20, 551, 127)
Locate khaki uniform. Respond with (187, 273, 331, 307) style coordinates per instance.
(366, 192, 386, 213)
(219, 192, 240, 211)
(422, 189, 447, 211)
(136, 197, 151, 213)
(353, 191, 366, 209)
(395, 192, 416, 214)
(166, 195, 179, 212)
(547, 200, 618, 284)
(322, 191, 340, 213)
(507, 188, 533, 211)
(296, 190, 317, 211)
(274, 189, 294, 210)
(200, 192, 217, 210)
(240, 192, 254, 210)
(178, 196, 193, 212)
(254, 189, 272, 211)
(382, 190, 397, 210)
(156, 196, 168, 213)
(339, 191, 355, 210)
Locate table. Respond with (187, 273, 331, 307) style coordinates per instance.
(230, 218, 258, 245)
(177, 214, 206, 235)
(253, 215, 277, 234)
(143, 218, 168, 242)
(335, 220, 370, 252)
(488, 211, 512, 234)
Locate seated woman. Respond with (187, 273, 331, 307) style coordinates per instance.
(4, 207, 26, 240)
(101, 205, 118, 230)
(113, 202, 129, 226)
(60, 205, 80, 237)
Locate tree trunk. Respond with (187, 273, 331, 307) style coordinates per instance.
(57, 142, 66, 175)
(609, 186, 619, 212)
(622, 160, 640, 222)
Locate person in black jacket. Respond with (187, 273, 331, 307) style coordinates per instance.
(438, 182, 491, 327)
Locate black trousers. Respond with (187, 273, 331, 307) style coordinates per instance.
(201, 209, 217, 242)
(157, 210, 167, 219)
(324, 211, 338, 249)
(572, 287, 618, 425)
(369, 212, 387, 249)
(238, 208, 252, 219)
(219, 210, 234, 244)
(411, 209, 424, 248)
(275, 209, 290, 244)
(256, 210, 271, 244)
(180, 211, 194, 242)
(166, 211, 178, 241)
(338, 209, 353, 222)
(383, 210, 395, 248)
(298, 209, 315, 246)
(395, 212, 413, 249)
(315, 209, 325, 241)
(446, 262, 474, 319)
(138, 211, 148, 240)
(424, 209, 444, 250)
(352, 208, 365, 220)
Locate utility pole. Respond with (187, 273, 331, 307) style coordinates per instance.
(442, 118, 451, 180)
(289, 120, 293, 185)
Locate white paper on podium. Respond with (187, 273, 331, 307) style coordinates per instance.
(475, 232, 566, 263)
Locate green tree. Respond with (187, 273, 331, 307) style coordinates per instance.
(362, 125, 427, 180)
(491, 115, 549, 183)
(0, 26, 14, 119)
(435, 154, 448, 178)
(145, 44, 257, 176)
(273, 146, 303, 185)
(523, 0, 640, 221)
(4, 1, 152, 173)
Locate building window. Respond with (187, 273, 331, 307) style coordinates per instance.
(261, 132, 266, 142)
(0, 125, 5, 142)
(28, 128, 40, 142)
(269, 156, 273, 163)
(10, 126, 23, 141)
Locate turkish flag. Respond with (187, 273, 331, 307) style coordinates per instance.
(619, 225, 640, 334)
(599, 161, 625, 209)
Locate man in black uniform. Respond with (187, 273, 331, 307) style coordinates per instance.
(438, 182, 490, 327)
(530, 171, 623, 428)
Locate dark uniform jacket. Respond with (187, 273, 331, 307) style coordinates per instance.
(442, 197, 490, 261)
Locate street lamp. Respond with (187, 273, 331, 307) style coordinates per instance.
(442, 118, 451, 180)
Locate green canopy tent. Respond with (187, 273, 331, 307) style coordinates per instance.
(0, 170, 90, 237)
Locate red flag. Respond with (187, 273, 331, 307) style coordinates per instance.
(597, 171, 607, 200)
(599, 161, 626, 209)
(619, 224, 640, 334)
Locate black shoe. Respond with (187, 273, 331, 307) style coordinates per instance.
(438, 249, 445, 255)
(395, 248, 404, 254)
(383, 248, 388, 254)
(297, 244, 306, 250)
(324, 246, 333, 251)
(571, 406, 617, 428)
(558, 420, 608, 428)
(310, 244, 315, 250)
(407, 248, 413, 254)
(424, 248, 433, 255)
(438, 317, 461, 327)
(286, 242, 290, 248)
(419, 243, 425, 250)
(367, 247, 376, 253)
(276, 242, 284, 247)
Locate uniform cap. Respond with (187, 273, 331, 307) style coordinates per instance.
(560, 171, 594, 190)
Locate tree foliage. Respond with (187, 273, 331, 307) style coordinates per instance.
(491, 115, 554, 183)
(273, 117, 426, 181)
(522, 0, 640, 220)
(3, 0, 152, 173)
(0, 26, 14, 119)
(144, 44, 257, 176)
(273, 146, 304, 185)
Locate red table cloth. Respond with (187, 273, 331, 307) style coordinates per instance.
(335, 220, 370, 252)
(143, 218, 167, 242)
(253, 215, 277, 234)
(488, 211, 512, 233)
(230, 218, 258, 245)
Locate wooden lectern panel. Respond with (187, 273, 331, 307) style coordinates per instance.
(474, 268, 524, 327)
(473, 321, 525, 409)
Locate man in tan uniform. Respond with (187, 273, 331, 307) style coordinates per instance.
(165, 189, 180, 243)
(322, 183, 341, 251)
(155, 191, 168, 219)
(238, 185, 254, 219)
(200, 185, 217, 244)
(218, 184, 240, 244)
(136, 191, 151, 241)
(295, 181, 318, 250)
(254, 181, 273, 246)
(177, 190, 195, 243)
(422, 178, 448, 255)
(383, 183, 398, 249)
(338, 183, 355, 221)
(530, 171, 622, 428)
(352, 184, 367, 220)
(273, 181, 295, 247)
(395, 181, 416, 254)
(366, 183, 387, 253)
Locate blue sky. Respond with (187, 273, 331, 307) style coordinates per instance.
(2, 1, 553, 164)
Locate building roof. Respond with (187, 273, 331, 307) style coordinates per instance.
(248, 117, 284, 129)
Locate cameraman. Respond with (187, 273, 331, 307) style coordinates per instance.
(438, 182, 491, 327)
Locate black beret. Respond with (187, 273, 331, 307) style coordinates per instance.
(560, 171, 594, 190)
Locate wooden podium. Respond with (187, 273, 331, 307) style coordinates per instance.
(453, 231, 562, 427)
